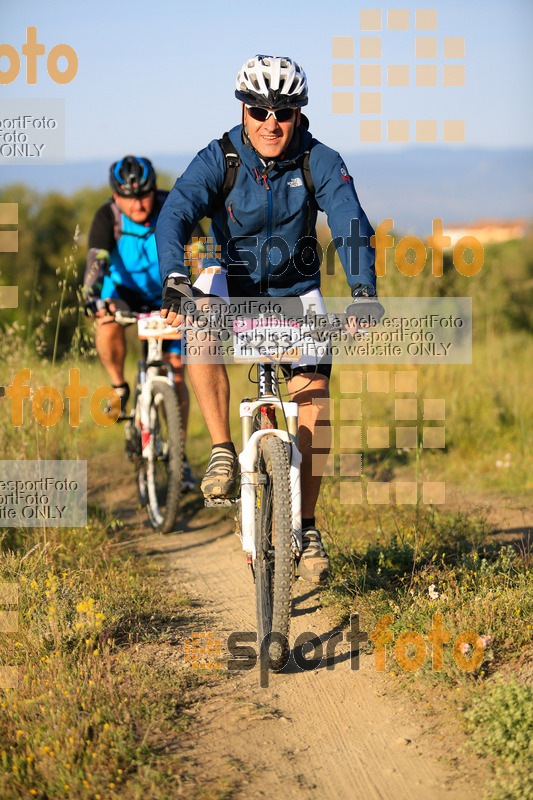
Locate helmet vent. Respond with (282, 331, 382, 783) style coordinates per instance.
(235, 54, 308, 109)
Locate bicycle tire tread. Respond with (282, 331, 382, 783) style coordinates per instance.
(145, 380, 183, 533)
(256, 435, 293, 671)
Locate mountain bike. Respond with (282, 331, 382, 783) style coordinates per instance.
(203, 312, 306, 675)
(241, 359, 302, 674)
(187, 290, 379, 678)
(114, 309, 183, 533)
(200, 302, 368, 677)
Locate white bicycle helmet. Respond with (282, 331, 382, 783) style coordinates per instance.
(235, 54, 308, 108)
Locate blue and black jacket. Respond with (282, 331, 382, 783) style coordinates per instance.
(156, 120, 376, 297)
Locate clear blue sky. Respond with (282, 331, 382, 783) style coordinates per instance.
(2, 0, 532, 160)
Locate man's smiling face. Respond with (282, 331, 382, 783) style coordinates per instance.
(244, 105, 300, 159)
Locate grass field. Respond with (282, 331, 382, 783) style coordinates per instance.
(1, 232, 532, 797)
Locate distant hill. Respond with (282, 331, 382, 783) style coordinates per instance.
(346, 147, 533, 235)
(1, 147, 532, 236)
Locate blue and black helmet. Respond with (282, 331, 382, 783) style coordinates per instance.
(109, 155, 156, 197)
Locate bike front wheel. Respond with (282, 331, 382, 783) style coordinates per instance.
(255, 435, 293, 672)
(142, 380, 183, 533)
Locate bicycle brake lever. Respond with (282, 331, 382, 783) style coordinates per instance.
(114, 310, 138, 326)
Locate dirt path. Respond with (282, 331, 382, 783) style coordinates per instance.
(91, 455, 472, 799)
(147, 521, 470, 799)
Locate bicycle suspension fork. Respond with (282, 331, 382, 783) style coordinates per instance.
(239, 363, 302, 559)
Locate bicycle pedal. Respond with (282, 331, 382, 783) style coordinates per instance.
(204, 498, 236, 507)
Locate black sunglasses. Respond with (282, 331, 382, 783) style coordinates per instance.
(245, 106, 296, 123)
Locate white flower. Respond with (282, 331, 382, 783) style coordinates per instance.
(460, 642, 471, 655)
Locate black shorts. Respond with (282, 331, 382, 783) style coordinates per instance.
(279, 360, 332, 382)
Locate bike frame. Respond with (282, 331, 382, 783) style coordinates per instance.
(135, 334, 174, 462)
(238, 363, 302, 560)
(118, 310, 177, 467)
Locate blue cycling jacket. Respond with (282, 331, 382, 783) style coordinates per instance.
(103, 213, 162, 303)
(85, 191, 170, 306)
(156, 121, 376, 297)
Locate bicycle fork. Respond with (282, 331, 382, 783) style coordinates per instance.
(138, 376, 174, 461)
(238, 397, 302, 561)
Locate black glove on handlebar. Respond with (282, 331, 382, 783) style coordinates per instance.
(161, 275, 194, 315)
(345, 285, 385, 326)
(84, 298, 107, 317)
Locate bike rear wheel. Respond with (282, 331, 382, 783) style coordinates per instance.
(142, 380, 183, 533)
(255, 435, 293, 672)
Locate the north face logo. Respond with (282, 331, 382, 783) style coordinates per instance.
(287, 177, 303, 188)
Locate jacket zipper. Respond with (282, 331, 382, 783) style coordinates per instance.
(263, 173, 272, 292)
(227, 202, 241, 226)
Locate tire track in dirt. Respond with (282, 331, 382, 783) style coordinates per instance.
(91, 455, 470, 799)
(143, 515, 470, 800)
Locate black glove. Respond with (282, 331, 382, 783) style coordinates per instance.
(83, 297, 107, 317)
(345, 285, 385, 326)
(161, 275, 194, 315)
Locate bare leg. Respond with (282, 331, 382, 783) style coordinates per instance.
(181, 308, 236, 497)
(187, 359, 236, 498)
(171, 294, 232, 446)
(95, 318, 126, 386)
(287, 372, 331, 583)
(187, 361, 231, 444)
(286, 373, 331, 518)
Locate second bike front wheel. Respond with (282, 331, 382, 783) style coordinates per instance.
(144, 380, 183, 533)
(255, 435, 293, 672)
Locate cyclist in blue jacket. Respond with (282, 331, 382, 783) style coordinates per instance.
(84, 155, 199, 490)
(157, 55, 381, 581)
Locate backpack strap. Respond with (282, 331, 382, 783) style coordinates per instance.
(218, 132, 241, 203)
(110, 200, 156, 240)
(111, 192, 167, 242)
(301, 147, 314, 195)
(301, 139, 321, 211)
(110, 200, 123, 243)
(217, 132, 320, 210)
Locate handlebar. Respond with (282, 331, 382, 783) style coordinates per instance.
(113, 309, 140, 327)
